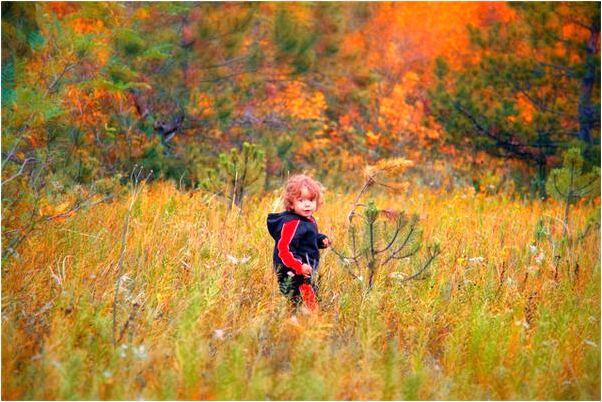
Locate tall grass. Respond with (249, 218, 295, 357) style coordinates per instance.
(2, 181, 600, 400)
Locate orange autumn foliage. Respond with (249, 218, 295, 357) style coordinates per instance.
(266, 81, 327, 121)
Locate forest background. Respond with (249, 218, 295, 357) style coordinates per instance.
(1, 2, 601, 400)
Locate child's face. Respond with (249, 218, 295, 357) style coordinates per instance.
(292, 186, 317, 218)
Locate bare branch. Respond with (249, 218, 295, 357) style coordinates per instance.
(198, 55, 248, 70)
(197, 68, 257, 84)
(43, 195, 114, 223)
(45, 63, 76, 96)
(1, 157, 36, 187)
(2, 125, 30, 173)
(348, 180, 372, 224)
(113, 179, 147, 346)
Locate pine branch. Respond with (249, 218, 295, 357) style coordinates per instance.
(453, 102, 541, 161)
(512, 81, 576, 119)
(389, 245, 421, 260)
(331, 247, 362, 282)
(552, 173, 567, 198)
(382, 222, 417, 266)
(374, 218, 406, 255)
(45, 63, 76, 96)
(573, 176, 599, 194)
(397, 247, 441, 284)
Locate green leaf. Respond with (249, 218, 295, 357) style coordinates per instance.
(27, 30, 45, 51)
(1, 61, 16, 107)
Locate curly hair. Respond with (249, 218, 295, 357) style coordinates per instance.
(282, 174, 325, 211)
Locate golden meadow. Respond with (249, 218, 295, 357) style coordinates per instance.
(2, 181, 600, 400)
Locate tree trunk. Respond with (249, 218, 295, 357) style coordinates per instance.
(536, 155, 547, 200)
(577, 21, 599, 145)
(563, 159, 576, 238)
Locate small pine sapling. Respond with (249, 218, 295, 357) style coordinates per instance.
(332, 199, 440, 290)
(332, 158, 441, 290)
(546, 148, 600, 237)
(202, 142, 265, 210)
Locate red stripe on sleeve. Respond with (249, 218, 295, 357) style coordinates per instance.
(277, 220, 303, 273)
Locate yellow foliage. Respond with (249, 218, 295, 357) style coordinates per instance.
(364, 157, 414, 182)
(55, 201, 71, 214)
(365, 130, 380, 146)
(2, 181, 599, 400)
(373, 157, 415, 173)
(39, 204, 54, 217)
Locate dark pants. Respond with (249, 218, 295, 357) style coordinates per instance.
(275, 265, 319, 310)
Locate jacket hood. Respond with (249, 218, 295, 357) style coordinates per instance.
(267, 211, 299, 240)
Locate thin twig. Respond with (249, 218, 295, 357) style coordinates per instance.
(331, 247, 362, 281)
(1, 157, 36, 187)
(348, 180, 372, 224)
(112, 171, 149, 346)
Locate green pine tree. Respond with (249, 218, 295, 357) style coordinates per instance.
(202, 142, 265, 211)
(332, 198, 441, 290)
(546, 148, 600, 237)
(429, 3, 600, 197)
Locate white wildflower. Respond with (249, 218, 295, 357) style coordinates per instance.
(118, 344, 129, 358)
(514, 320, 529, 329)
(50, 360, 62, 370)
(102, 370, 113, 379)
(535, 252, 545, 265)
(542, 340, 558, 347)
(118, 274, 134, 294)
(588, 316, 597, 324)
(528, 244, 538, 254)
(226, 255, 251, 265)
(213, 329, 226, 340)
(357, 276, 364, 282)
(389, 272, 405, 279)
(132, 344, 148, 360)
(527, 265, 540, 275)
(131, 291, 145, 306)
(468, 256, 484, 264)
(584, 340, 597, 348)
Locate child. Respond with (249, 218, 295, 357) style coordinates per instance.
(267, 174, 331, 313)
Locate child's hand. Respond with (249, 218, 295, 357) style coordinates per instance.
(321, 237, 331, 248)
(301, 263, 313, 277)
